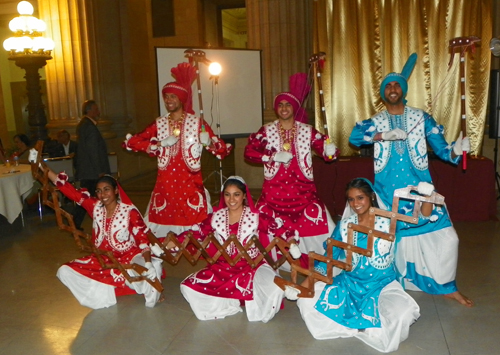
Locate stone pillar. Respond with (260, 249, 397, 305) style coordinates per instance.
(38, 0, 114, 139)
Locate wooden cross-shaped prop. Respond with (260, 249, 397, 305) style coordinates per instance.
(148, 231, 301, 272)
(145, 186, 444, 298)
(274, 186, 445, 298)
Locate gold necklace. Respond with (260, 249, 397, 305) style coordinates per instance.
(169, 113, 185, 137)
(279, 122, 296, 152)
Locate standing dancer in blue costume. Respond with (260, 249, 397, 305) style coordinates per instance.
(349, 53, 473, 307)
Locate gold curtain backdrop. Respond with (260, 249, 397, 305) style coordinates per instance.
(314, 0, 492, 156)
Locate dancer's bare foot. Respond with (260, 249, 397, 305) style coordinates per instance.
(158, 292, 165, 303)
(444, 291, 474, 307)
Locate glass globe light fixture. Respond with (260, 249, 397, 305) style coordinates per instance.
(18, 1, 34, 15)
(31, 36, 46, 52)
(36, 18, 46, 32)
(18, 36, 33, 52)
(3, 1, 53, 56)
(43, 37, 54, 51)
(208, 62, 222, 76)
(9, 17, 24, 32)
(3, 37, 17, 52)
(25, 16, 40, 33)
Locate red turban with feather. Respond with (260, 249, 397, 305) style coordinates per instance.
(273, 73, 311, 124)
(162, 62, 197, 114)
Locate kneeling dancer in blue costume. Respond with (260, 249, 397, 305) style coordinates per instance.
(294, 178, 421, 353)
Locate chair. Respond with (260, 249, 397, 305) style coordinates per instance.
(37, 157, 74, 220)
(44, 157, 75, 182)
(108, 152, 120, 180)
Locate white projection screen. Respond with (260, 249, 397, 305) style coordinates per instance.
(155, 47, 263, 137)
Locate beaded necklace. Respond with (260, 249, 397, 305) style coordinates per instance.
(278, 121, 296, 152)
(168, 112, 185, 137)
(225, 206, 246, 255)
(103, 203, 119, 240)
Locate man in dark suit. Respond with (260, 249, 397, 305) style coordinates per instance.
(49, 130, 78, 158)
(73, 100, 110, 230)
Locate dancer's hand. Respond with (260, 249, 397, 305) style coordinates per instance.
(199, 131, 210, 146)
(417, 181, 434, 196)
(142, 262, 157, 281)
(381, 128, 407, 141)
(123, 133, 133, 151)
(150, 243, 164, 257)
(453, 132, 470, 155)
(284, 285, 300, 300)
(324, 141, 337, 157)
(289, 243, 301, 259)
(273, 151, 293, 164)
(148, 137, 159, 154)
(28, 148, 38, 163)
(161, 135, 179, 147)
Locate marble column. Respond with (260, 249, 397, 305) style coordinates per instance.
(38, 0, 114, 139)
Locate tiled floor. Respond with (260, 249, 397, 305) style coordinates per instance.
(1, 184, 499, 354)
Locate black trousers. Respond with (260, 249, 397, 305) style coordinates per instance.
(72, 179, 97, 229)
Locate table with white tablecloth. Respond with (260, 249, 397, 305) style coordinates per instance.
(0, 164, 34, 224)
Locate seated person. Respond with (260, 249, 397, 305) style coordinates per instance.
(166, 176, 292, 322)
(293, 178, 423, 353)
(0, 134, 31, 164)
(42, 165, 163, 309)
(1, 134, 40, 205)
(48, 130, 78, 158)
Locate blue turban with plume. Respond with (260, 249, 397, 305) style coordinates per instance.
(380, 53, 417, 104)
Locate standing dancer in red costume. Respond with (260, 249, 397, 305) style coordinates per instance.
(123, 63, 232, 237)
(244, 73, 339, 267)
